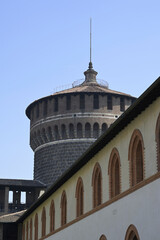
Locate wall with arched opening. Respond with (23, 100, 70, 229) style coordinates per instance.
(22, 84, 160, 240)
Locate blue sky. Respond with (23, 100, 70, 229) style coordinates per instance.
(0, 0, 160, 180)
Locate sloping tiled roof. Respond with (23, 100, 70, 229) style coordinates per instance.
(18, 76, 160, 223)
(52, 84, 133, 96)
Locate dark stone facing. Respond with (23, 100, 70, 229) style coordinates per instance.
(34, 140, 94, 186)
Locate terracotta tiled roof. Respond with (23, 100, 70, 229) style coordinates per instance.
(52, 84, 133, 96)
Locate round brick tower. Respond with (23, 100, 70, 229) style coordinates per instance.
(26, 62, 136, 186)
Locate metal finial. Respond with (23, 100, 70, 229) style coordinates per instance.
(89, 18, 93, 69)
(83, 18, 98, 85)
(90, 18, 92, 64)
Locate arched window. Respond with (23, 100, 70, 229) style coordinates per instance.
(42, 128, 48, 143)
(47, 126, 53, 141)
(22, 224, 25, 240)
(34, 131, 40, 147)
(41, 207, 46, 237)
(61, 191, 67, 226)
(75, 177, 84, 217)
(128, 129, 144, 186)
(26, 221, 28, 240)
(37, 130, 43, 145)
(31, 134, 36, 149)
(77, 123, 83, 138)
(156, 113, 160, 171)
(92, 163, 102, 208)
(102, 123, 108, 134)
(30, 219, 32, 240)
(93, 123, 99, 138)
(99, 234, 107, 240)
(108, 148, 121, 198)
(125, 224, 140, 240)
(34, 213, 38, 240)
(50, 200, 55, 233)
(61, 124, 67, 139)
(85, 123, 91, 138)
(69, 123, 74, 138)
(54, 125, 59, 140)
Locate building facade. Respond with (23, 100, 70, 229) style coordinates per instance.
(0, 179, 46, 216)
(0, 61, 136, 240)
(18, 76, 160, 240)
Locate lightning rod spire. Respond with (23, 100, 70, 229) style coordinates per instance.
(90, 18, 92, 63)
(89, 18, 93, 69)
(83, 18, 98, 85)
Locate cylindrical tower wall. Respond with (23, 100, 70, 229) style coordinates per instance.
(26, 81, 136, 186)
(34, 139, 94, 186)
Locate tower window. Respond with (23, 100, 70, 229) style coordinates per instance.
(93, 94, 99, 109)
(54, 125, 59, 140)
(61, 124, 67, 139)
(93, 123, 99, 138)
(66, 95, 71, 110)
(107, 95, 112, 110)
(102, 123, 108, 134)
(77, 123, 83, 138)
(69, 123, 74, 138)
(85, 123, 91, 138)
(120, 97, 125, 112)
(47, 126, 53, 141)
(43, 100, 48, 116)
(80, 94, 85, 109)
(54, 97, 58, 112)
(36, 104, 39, 118)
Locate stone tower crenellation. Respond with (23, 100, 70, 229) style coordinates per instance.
(26, 62, 136, 186)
